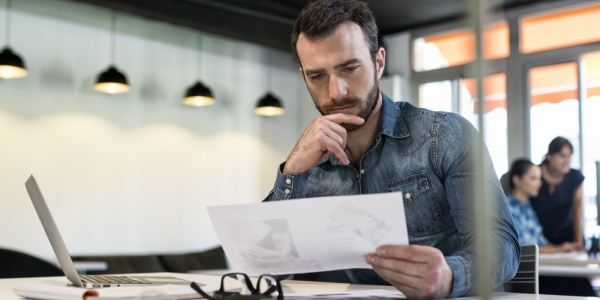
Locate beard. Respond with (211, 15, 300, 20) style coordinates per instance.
(315, 78, 380, 132)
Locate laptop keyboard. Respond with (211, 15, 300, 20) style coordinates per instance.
(81, 275, 150, 285)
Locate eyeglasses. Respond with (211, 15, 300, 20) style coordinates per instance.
(190, 272, 284, 300)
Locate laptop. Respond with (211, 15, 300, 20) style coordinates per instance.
(25, 175, 195, 288)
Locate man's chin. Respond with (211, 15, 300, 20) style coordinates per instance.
(341, 122, 364, 132)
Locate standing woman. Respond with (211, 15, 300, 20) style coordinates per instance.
(529, 137, 584, 248)
(529, 137, 593, 296)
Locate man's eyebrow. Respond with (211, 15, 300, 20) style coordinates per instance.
(303, 58, 362, 76)
(334, 58, 361, 69)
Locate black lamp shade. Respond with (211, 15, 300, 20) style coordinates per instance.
(183, 81, 215, 107)
(255, 92, 285, 116)
(94, 65, 130, 94)
(0, 47, 28, 79)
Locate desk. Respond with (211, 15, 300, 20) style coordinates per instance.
(539, 252, 600, 277)
(0, 272, 596, 300)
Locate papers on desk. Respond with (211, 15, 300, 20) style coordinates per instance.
(207, 192, 409, 275)
(12, 282, 214, 300)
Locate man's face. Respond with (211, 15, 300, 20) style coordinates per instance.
(296, 22, 384, 131)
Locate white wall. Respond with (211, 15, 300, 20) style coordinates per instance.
(0, 0, 313, 261)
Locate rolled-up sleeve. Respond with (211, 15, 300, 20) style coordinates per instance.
(435, 113, 520, 297)
(263, 162, 310, 202)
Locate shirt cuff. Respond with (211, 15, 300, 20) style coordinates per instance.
(273, 162, 310, 200)
(445, 255, 471, 297)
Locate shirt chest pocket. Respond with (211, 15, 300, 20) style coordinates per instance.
(386, 172, 441, 235)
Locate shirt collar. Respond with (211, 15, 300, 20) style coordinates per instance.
(379, 92, 410, 139)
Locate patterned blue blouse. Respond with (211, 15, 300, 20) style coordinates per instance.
(507, 195, 548, 246)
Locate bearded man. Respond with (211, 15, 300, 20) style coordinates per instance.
(263, 0, 520, 298)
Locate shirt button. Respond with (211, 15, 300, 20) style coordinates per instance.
(405, 193, 412, 200)
(285, 189, 291, 194)
(285, 179, 292, 184)
(360, 169, 365, 174)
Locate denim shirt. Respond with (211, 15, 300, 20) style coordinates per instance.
(263, 93, 520, 297)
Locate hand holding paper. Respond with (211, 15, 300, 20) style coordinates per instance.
(207, 192, 409, 275)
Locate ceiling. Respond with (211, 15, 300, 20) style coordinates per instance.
(69, 0, 543, 52)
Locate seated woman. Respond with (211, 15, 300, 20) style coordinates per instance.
(506, 159, 579, 253)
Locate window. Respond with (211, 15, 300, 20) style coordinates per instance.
(529, 62, 581, 167)
(413, 22, 509, 72)
(582, 51, 600, 236)
(460, 74, 508, 177)
(418, 75, 508, 177)
(418, 80, 454, 112)
(521, 3, 600, 54)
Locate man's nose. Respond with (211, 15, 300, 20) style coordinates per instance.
(328, 75, 348, 101)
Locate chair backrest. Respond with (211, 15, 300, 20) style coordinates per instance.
(0, 248, 63, 278)
(503, 244, 539, 294)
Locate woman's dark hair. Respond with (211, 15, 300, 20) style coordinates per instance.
(509, 159, 535, 189)
(291, 0, 379, 64)
(542, 137, 573, 165)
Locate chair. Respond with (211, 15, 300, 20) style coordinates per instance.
(158, 247, 228, 273)
(0, 248, 63, 278)
(504, 244, 539, 294)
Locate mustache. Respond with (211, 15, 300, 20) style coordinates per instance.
(321, 97, 362, 111)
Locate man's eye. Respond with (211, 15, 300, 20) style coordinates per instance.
(311, 74, 324, 80)
(345, 66, 358, 73)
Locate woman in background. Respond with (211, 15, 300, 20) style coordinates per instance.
(507, 159, 579, 253)
(530, 137, 584, 249)
(527, 137, 593, 296)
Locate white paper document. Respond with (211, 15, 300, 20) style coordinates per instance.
(207, 192, 409, 275)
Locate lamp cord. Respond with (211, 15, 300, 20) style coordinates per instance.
(110, 12, 116, 65)
(5, 0, 11, 46)
(196, 33, 202, 81)
(268, 50, 273, 92)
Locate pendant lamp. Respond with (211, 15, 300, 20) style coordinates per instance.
(255, 51, 284, 116)
(183, 34, 214, 106)
(94, 13, 129, 94)
(0, 0, 27, 79)
(255, 92, 284, 116)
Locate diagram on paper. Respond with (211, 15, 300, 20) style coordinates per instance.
(329, 201, 393, 244)
(226, 219, 322, 274)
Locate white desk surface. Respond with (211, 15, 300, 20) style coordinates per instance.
(0, 272, 597, 300)
(539, 252, 600, 277)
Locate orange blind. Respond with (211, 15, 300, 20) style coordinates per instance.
(522, 3, 600, 54)
(424, 30, 476, 67)
(463, 73, 507, 113)
(418, 22, 509, 70)
(483, 22, 510, 59)
(529, 62, 578, 106)
(583, 51, 600, 98)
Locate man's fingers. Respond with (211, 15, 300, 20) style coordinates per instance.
(372, 267, 434, 298)
(323, 127, 344, 148)
(327, 122, 348, 148)
(375, 245, 442, 263)
(323, 113, 365, 125)
(366, 255, 429, 277)
(323, 137, 349, 164)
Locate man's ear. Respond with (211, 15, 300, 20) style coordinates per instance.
(376, 47, 386, 79)
(299, 67, 303, 75)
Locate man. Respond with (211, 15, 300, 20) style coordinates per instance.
(263, 0, 520, 298)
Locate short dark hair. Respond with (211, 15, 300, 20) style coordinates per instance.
(542, 137, 573, 165)
(509, 158, 535, 189)
(291, 0, 379, 64)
